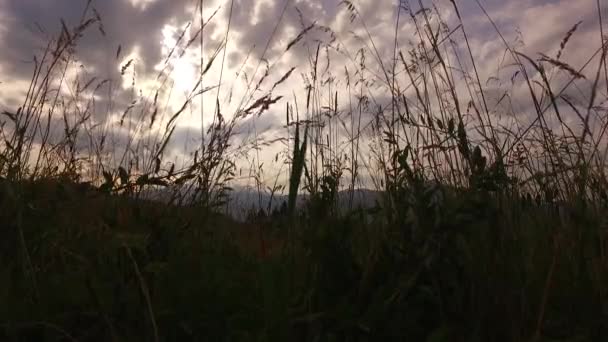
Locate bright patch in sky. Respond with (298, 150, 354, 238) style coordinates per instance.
(128, 0, 157, 11)
(118, 45, 141, 89)
(158, 24, 198, 94)
(251, 0, 275, 26)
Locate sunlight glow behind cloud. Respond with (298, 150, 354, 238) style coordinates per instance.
(158, 23, 198, 94)
(0, 0, 605, 187)
(127, 0, 158, 11)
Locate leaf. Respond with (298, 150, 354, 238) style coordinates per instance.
(271, 66, 297, 91)
(154, 157, 161, 174)
(118, 167, 129, 186)
(120, 59, 133, 76)
(472, 145, 486, 172)
(136, 174, 150, 186)
(175, 173, 196, 185)
(100, 170, 114, 192)
(135, 174, 167, 187)
(147, 178, 168, 187)
(473, 146, 482, 162)
(436, 118, 444, 130)
(285, 23, 316, 52)
(168, 163, 175, 177)
(1, 111, 17, 122)
(98, 182, 113, 193)
(456, 120, 469, 159)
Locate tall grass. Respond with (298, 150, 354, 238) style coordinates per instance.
(1, 0, 607, 340)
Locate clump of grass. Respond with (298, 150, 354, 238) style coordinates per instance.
(1, 0, 608, 341)
(287, 109, 308, 218)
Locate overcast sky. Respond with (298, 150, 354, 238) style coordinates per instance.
(0, 0, 605, 184)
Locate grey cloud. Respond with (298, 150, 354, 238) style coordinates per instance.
(0, 0, 195, 81)
(0, 0, 605, 169)
(222, 0, 336, 68)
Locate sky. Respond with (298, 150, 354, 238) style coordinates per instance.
(0, 0, 605, 185)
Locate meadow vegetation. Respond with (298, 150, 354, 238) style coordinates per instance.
(1, 0, 608, 340)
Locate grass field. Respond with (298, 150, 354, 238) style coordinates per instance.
(1, 0, 607, 340)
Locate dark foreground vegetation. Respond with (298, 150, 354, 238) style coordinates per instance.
(1, 0, 608, 340)
(2, 175, 607, 341)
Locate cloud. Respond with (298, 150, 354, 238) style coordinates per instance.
(0, 0, 605, 185)
(0, 1, 175, 77)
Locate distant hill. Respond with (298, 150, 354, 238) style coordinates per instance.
(223, 187, 384, 221)
(129, 181, 385, 221)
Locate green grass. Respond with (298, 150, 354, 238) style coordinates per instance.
(1, 0, 608, 340)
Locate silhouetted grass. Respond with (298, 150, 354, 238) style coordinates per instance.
(1, 0, 607, 341)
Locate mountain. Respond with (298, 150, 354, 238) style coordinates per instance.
(137, 182, 384, 221)
(223, 187, 384, 221)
